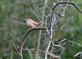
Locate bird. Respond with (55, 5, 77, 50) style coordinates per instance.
(25, 18, 39, 28)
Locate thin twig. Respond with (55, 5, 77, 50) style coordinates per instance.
(57, 0, 70, 16)
(52, 2, 82, 14)
(45, 41, 52, 59)
(36, 0, 48, 59)
(12, 1, 82, 59)
(11, 41, 20, 56)
(20, 2, 82, 54)
(23, 48, 60, 58)
(35, 31, 42, 59)
(20, 27, 49, 59)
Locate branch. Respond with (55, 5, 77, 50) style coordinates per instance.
(12, 2, 82, 59)
(19, 27, 50, 59)
(11, 41, 20, 56)
(45, 41, 52, 59)
(52, 2, 82, 14)
(23, 48, 60, 58)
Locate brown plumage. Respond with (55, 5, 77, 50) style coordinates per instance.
(26, 18, 39, 28)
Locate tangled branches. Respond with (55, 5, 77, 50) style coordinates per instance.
(11, 1, 82, 59)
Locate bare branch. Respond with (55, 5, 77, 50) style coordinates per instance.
(52, 2, 82, 14)
(11, 41, 20, 56)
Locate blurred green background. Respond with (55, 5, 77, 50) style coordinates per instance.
(0, 0, 82, 59)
